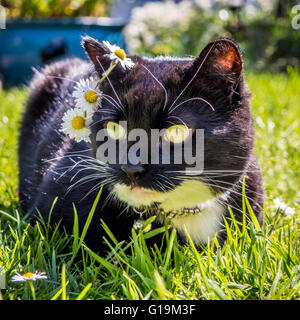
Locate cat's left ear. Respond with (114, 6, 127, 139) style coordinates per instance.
(81, 36, 127, 77)
(191, 38, 243, 87)
(82, 36, 110, 68)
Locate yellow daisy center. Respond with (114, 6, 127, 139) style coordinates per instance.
(23, 272, 35, 278)
(114, 48, 126, 61)
(85, 90, 98, 103)
(72, 116, 85, 130)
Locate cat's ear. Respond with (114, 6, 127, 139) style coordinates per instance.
(82, 36, 131, 80)
(191, 38, 243, 85)
(81, 36, 110, 68)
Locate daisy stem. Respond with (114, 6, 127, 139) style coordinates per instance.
(96, 60, 118, 88)
(28, 280, 36, 300)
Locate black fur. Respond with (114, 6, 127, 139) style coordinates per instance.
(18, 37, 264, 252)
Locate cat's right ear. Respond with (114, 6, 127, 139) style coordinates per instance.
(191, 38, 243, 87)
(81, 36, 111, 70)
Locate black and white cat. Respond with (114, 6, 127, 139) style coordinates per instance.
(18, 36, 264, 252)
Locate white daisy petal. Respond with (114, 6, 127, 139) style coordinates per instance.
(274, 197, 286, 210)
(102, 40, 135, 70)
(103, 41, 119, 53)
(11, 271, 48, 283)
(285, 207, 295, 217)
(60, 108, 91, 143)
(72, 78, 102, 115)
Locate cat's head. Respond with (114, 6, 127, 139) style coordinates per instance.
(81, 36, 253, 212)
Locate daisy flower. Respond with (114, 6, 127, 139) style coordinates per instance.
(273, 197, 296, 217)
(273, 197, 286, 210)
(60, 108, 91, 143)
(11, 271, 47, 283)
(103, 41, 135, 70)
(72, 78, 102, 115)
(285, 207, 296, 217)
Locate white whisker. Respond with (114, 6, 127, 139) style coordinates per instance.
(169, 42, 215, 110)
(95, 56, 123, 107)
(169, 97, 215, 114)
(141, 64, 168, 111)
(44, 74, 78, 83)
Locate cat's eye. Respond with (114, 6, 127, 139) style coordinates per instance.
(106, 121, 126, 140)
(164, 125, 190, 143)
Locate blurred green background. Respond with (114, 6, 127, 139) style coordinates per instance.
(0, 1, 299, 194)
(2, 0, 300, 72)
(0, 1, 299, 301)
(4, 0, 113, 18)
(0, 0, 299, 205)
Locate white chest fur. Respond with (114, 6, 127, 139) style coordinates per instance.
(113, 180, 226, 245)
(169, 199, 225, 245)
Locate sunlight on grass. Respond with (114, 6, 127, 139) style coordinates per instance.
(0, 71, 299, 300)
(0, 88, 27, 210)
(247, 68, 300, 204)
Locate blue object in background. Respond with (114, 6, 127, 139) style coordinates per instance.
(0, 17, 126, 87)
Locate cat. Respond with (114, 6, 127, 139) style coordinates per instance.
(18, 36, 264, 252)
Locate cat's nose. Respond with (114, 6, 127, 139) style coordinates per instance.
(121, 163, 146, 182)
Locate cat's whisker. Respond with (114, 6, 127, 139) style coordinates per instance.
(116, 200, 132, 219)
(44, 153, 95, 164)
(69, 165, 106, 182)
(65, 177, 99, 197)
(69, 162, 111, 178)
(157, 180, 173, 192)
(174, 178, 239, 202)
(44, 74, 78, 83)
(67, 171, 113, 198)
(79, 177, 115, 202)
(68, 173, 104, 190)
(95, 108, 118, 116)
(101, 182, 123, 210)
(169, 42, 215, 110)
(156, 173, 176, 189)
(95, 56, 123, 107)
(46, 158, 91, 181)
(153, 176, 207, 205)
(169, 97, 215, 114)
(231, 89, 240, 96)
(153, 180, 169, 193)
(49, 160, 107, 182)
(48, 165, 77, 182)
(174, 176, 260, 206)
(190, 172, 252, 179)
(44, 154, 93, 170)
(67, 162, 111, 188)
(165, 115, 189, 129)
(78, 179, 110, 202)
(89, 117, 114, 128)
(166, 169, 262, 176)
(201, 176, 270, 200)
(102, 94, 123, 112)
(70, 156, 108, 169)
(63, 148, 92, 155)
(215, 197, 245, 217)
(214, 186, 259, 218)
(140, 64, 168, 111)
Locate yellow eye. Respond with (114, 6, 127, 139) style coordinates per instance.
(106, 121, 126, 140)
(165, 125, 190, 143)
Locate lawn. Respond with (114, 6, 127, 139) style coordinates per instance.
(0, 70, 299, 300)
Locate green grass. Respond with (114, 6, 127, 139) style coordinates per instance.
(0, 70, 299, 300)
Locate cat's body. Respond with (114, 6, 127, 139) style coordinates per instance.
(18, 37, 264, 252)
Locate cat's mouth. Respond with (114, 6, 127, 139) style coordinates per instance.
(113, 181, 216, 212)
(113, 184, 167, 208)
(131, 185, 161, 197)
